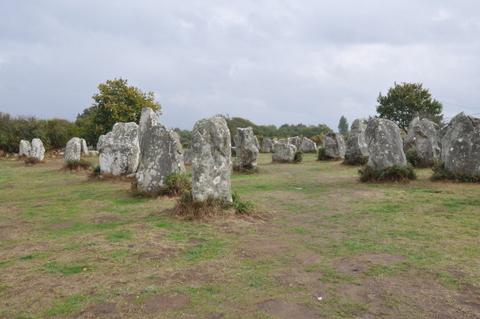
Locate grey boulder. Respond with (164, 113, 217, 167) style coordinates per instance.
(272, 142, 297, 162)
(233, 127, 259, 170)
(30, 138, 45, 161)
(135, 108, 186, 194)
(365, 118, 407, 170)
(344, 119, 369, 164)
(404, 117, 441, 166)
(323, 133, 346, 159)
(64, 137, 82, 162)
(19, 140, 31, 157)
(97, 122, 140, 176)
(191, 116, 232, 203)
(261, 138, 276, 153)
(440, 113, 480, 177)
(80, 139, 89, 156)
(299, 137, 317, 153)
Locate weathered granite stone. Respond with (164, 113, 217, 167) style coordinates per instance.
(19, 140, 31, 157)
(404, 117, 441, 166)
(233, 127, 259, 170)
(288, 136, 302, 150)
(272, 142, 297, 162)
(30, 138, 45, 161)
(365, 118, 407, 170)
(323, 133, 346, 159)
(440, 112, 480, 176)
(191, 116, 232, 202)
(64, 137, 82, 162)
(299, 137, 317, 153)
(97, 122, 140, 176)
(344, 119, 369, 164)
(261, 138, 276, 153)
(183, 147, 193, 165)
(80, 139, 89, 156)
(135, 108, 186, 194)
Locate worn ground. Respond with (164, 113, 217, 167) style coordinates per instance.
(0, 154, 479, 319)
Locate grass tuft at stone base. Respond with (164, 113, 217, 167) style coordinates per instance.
(64, 159, 92, 171)
(431, 163, 480, 183)
(359, 165, 416, 183)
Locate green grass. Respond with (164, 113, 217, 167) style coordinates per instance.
(0, 154, 479, 318)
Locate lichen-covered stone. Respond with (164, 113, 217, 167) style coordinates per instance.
(183, 147, 193, 165)
(323, 133, 346, 159)
(135, 108, 185, 194)
(64, 137, 82, 162)
(299, 137, 317, 153)
(233, 127, 259, 170)
(440, 112, 480, 177)
(80, 139, 89, 156)
(365, 118, 407, 170)
(261, 138, 276, 153)
(272, 142, 297, 162)
(30, 138, 45, 161)
(19, 140, 31, 157)
(191, 116, 232, 203)
(344, 119, 369, 164)
(404, 117, 441, 166)
(97, 122, 140, 176)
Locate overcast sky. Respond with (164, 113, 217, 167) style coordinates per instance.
(1, 1, 479, 130)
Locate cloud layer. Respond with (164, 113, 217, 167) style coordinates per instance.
(1, 0, 479, 129)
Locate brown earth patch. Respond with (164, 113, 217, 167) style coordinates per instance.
(79, 302, 117, 318)
(143, 293, 190, 313)
(257, 299, 321, 319)
(50, 221, 76, 230)
(275, 268, 321, 288)
(91, 215, 122, 224)
(332, 253, 406, 275)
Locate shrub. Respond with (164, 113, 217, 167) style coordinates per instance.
(232, 192, 254, 215)
(343, 155, 368, 166)
(64, 159, 91, 171)
(24, 157, 42, 165)
(359, 165, 416, 182)
(431, 163, 480, 183)
(294, 151, 303, 163)
(163, 172, 192, 196)
(317, 147, 327, 160)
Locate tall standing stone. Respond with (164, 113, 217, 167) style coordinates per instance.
(288, 136, 302, 150)
(323, 133, 346, 160)
(135, 108, 186, 194)
(80, 139, 89, 156)
(64, 137, 82, 162)
(272, 142, 297, 163)
(261, 138, 276, 153)
(97, 122, 140, 176)
(404, 117, 441, 166)
(365, 118, 407, 170)
(191, 116, 232, 203)
(233, 127, 259, 170)
(30, 138, 45, 161)
(440, 113, 480, 177)
(344, 119, 369, 165)
(19, 140, 31, 157)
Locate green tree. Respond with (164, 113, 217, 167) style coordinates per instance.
(338, 116, 349, 135)
(76, 78, 161, 145)
(377, 82, 443, 131)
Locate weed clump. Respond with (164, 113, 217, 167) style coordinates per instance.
(343, 155, 368, 166)
(359, 165, 416, 183)
(431, 163, 480, 183)
(173, 191, 254, 219)
(24, 157, 43, 165)
(293, 151, 303, 163)
(64, 159, 92, 171)
(164, 172, 192, 196)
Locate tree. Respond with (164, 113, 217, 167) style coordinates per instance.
(338, 116, 349, 135)
(376, 82, 443, 131)
(76, 78, 161, 145)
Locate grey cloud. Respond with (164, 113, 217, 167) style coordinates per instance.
(0, 0, 479, 130)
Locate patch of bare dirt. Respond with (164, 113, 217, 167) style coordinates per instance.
(79, 302, 117, 318)
(143, 293, 190, 313)
(90, 215, 122, 224)
(50, 221, 76, 230)
(332, 253, 405, 275)
(257, 299, 321, 319)
(275, 268, 321, 288)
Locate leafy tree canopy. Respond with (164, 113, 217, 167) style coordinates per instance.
(377, 82, 443, 131)
(338, 115, 349, 135)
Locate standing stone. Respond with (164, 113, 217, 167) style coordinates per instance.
(64, 137, 82, 162)
(344, 119, 369, 164)
(440, 113, 480, 177)
(30, 138, 45, 161)
(97, 122, 140, 176)
(299, 137, 317, 153)
(404, 117, 441, 166)
(80, 139, 89, 156)
(272, 142, 297, 163)
(323, 133, 346, 159)
(365, 118, 407, 170)
(135, 108, 186, 194)
(288, 136, 302, 150)
(19, 140, 31, 157)
(233, 127, 259, 170)
(261, 138, 276, 153)
(191, 116, 232, 203)
(183, 147, 193, 165)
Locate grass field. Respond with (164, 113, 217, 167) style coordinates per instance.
(0, 154, 479, 318)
